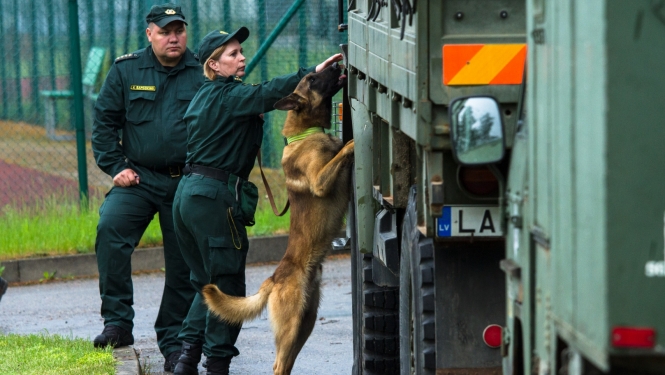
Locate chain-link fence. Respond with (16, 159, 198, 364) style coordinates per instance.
(0, 0, 346, 210)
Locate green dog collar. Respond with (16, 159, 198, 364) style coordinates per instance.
(284, 127, 325, 145)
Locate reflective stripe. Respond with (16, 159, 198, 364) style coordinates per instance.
(443, 44, 527, 86)
(235, 176, 241, 201)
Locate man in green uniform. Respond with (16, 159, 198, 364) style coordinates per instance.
(91, 3, 204, 372)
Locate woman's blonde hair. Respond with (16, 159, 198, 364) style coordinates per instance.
(203, 44, 228, 80)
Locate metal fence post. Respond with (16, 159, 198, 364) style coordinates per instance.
(108, 0, 116, 61)
(86, 0, 95, 52)
(298, 1, 307, 68)
(257, 0, 273, 167)
(30, 0, 41, 121)
(136, 0, 145, 51)
(245, 0, 306, 77)
(124, 0, 134, 54)
(13, 0, 23, 119)
(0, 2, 7, 119)
(190, 0, 199, 50)
(68, 0, 89, 207)
(47, 0, 57, 118)
(223, 0, 230, 29)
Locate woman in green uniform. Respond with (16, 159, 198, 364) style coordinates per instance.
(171, 26, 342, 375)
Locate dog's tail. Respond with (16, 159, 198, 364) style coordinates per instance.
(202, 277, 274, 325)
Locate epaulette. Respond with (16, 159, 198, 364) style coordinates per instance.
(114, 53, 140, 63)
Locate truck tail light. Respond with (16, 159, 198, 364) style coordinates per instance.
(483, 324, 502, 348)
(611, 327, 656, 348)
(459, 167, 499, 196)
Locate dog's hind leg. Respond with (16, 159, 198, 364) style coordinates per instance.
(271, 270, 322, 375)
(270, 281, 304, 375)
(292, 275, 322, 358)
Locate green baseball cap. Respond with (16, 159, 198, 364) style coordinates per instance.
(145, 3, 187, 28)
(198, 27, 250, 63)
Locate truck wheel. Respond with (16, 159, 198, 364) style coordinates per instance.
(400, 186, 436, 375)
(350, 199, 400, 374)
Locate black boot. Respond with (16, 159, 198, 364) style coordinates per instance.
(173, 341, 203, 375)
(164, 349, 181, 372)
(92, 324, 134, 348)
(205, 356, 232, 375)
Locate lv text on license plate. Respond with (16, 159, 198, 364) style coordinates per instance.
(437, 206, 502, 237)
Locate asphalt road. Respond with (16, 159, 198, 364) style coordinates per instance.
(0, 255, 353, 375)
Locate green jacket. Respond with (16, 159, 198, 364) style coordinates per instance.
(92, 46, 204, 178)
(183, 67, 315, 180)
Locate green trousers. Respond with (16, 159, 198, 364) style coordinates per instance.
(95, 168, 196, 357)
(172, 173, 250, 359)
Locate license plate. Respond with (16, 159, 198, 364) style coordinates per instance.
(437, 206, 503, 237)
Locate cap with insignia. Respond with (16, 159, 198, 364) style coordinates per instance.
(197, 27, 250, 64)
(145, 3, 187, 28)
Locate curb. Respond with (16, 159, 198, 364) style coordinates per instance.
(113, 346, 141, 375)
(2, 234, 349, 284)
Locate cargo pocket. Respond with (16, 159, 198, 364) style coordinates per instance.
(208, 235, 247, 276)
(189, 183, 217, 200)
(126, 90, 156, 125)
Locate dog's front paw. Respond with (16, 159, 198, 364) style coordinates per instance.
(342, 139, 354, 156)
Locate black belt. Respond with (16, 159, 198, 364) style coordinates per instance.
(134, 163, 184, 178)
(183, 164, 230, 182)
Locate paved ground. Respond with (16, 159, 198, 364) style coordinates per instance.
(0, 255, 353, 374)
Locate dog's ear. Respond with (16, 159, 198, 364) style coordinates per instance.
(274, 93, 306, 111)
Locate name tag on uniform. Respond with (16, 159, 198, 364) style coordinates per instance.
(130, 85, 156, 91)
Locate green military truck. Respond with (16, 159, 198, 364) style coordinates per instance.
(339, 0, 665, 374)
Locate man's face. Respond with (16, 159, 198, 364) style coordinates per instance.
(146, 21, 187, 66)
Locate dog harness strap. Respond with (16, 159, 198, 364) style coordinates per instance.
(257, 150, 290, 217)
(284, 127, 325, 145)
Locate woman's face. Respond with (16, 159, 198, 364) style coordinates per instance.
(209, 39, 246, 77)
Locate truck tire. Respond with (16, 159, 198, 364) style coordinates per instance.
(400, 186, 436, 375)
(350, 190, 400, 374)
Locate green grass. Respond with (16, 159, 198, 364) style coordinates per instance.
(0, 332, 116, 375)
(247, 207, 291, 237)
(0, 192, 291, 261)
(0, 195, 163, 261)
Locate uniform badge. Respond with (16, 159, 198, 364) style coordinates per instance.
(130, 85, 156, 91)
(165, 9, 176, 15)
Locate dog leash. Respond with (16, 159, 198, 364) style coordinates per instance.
(257, 150, 290, 216)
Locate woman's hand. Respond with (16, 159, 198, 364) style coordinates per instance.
(315, 53, 343, 73)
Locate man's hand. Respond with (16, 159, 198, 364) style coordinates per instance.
(113, 168, 140, 187)
(315, 53, 343, 73)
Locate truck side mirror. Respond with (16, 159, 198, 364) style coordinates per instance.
(449, 96, 505, 165)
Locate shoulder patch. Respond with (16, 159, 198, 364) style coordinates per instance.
(114, 53, 139, 63)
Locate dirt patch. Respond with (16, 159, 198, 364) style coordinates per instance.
(0, 160, 82, 208)
(0, 120, 288, 210)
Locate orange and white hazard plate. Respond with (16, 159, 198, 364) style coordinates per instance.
(443, 44, 527, 86)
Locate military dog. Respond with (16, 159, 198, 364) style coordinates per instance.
(201, 63, 353, 375)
